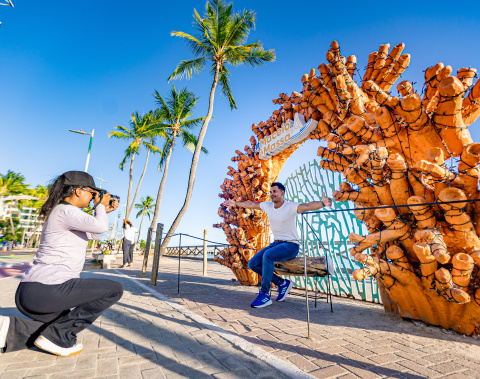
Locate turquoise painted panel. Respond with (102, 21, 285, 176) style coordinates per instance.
(284, 160, 380, 303)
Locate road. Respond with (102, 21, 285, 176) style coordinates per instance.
(0, 250, 35, 279)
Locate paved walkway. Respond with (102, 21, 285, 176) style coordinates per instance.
(121, 254, 480, 379)
(3, 253, 480, 378)
(0, 271, 290, 379)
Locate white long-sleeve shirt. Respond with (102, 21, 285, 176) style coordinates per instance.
(22, 203, 109, 284)
(121, 224, 138, 242)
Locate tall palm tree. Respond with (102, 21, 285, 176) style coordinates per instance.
(134, 196, 155, 246)
(149, 85, 207, 231)
(109, 111, 162, 219)
(161, 0, 275, 253)
(0, 171, 29, 242)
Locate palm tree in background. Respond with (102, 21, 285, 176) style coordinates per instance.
(109, 111, 163, 219)
(148, 85, 207, 232)
(162, 0, 275, 253)
(0, 171, 29, 242)
(25, 185, 48, 248)
(134, 196, 155, 246)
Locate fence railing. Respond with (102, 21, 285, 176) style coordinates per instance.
(164, 244, 226, 258)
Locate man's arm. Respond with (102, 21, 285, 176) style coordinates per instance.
(225, 199, 262, 210)
(297, 192, 333, 213)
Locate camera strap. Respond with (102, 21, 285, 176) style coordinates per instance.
(92, 192, 103, 210)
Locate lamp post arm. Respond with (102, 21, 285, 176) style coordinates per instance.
(84, 129, 94, 172)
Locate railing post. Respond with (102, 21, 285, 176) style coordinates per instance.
(203, 229, 208, 276)
(302, 214, 312, 340)
(178, 234, 182, 294)
(150, 223, 164, 286)
(141, 227, 153, 277)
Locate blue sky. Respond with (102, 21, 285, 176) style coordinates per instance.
(1, 1, 479, 245)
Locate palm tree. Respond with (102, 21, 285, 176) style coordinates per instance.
(0, 171, 29, 242)
(134, 196, 155, 246)
(148, 85, 207, 231)
(109, 111, 162, 219)
(25, 185, 48, 248)
(161, 0, 275, 253)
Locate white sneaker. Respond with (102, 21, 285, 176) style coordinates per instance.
(0, 316, 10, 350)
(34, 335, 83, 357)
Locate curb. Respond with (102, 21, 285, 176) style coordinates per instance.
(0, 262, 32, 269)
(114, 270, 314, 379)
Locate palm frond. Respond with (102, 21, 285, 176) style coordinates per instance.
(168, 58, 207, 81)
(225, 45, 275, 67)
(142, 141, 162, 154)
(224, 9, 255, 48)
(179, 116, 206, 130)
(218, 65, 236, 109)
(108, 126, 132, 139)
(170, 31, 210, 57)
(157, 138, 173, 171)
(180, 130, 209, 155)
(153, 90, 175, 123)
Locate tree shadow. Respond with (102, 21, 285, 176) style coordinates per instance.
(127, 267, 480, 349)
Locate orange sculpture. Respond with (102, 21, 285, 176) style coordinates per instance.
(215, 41, 480, 335)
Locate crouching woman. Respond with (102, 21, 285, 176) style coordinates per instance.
(0, 171, 123, 357)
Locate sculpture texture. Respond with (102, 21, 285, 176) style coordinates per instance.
(215, 41, 480, 335)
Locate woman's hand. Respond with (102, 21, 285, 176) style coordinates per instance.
(106, 198, 119, 214)
(93, 192, 116, 212)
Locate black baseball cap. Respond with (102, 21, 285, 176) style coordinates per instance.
(63, 171, 102, 192)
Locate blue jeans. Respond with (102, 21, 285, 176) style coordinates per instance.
(248, 241, 299, 293)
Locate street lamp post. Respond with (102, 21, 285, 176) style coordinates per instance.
(69, 128, 95, 172)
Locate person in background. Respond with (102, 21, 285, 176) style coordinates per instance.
(225, 182, 332, 308)
(0, 171, 122, 357)
(120, 219, 137, 268)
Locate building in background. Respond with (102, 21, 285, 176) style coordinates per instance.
(1, 198, 43, 246)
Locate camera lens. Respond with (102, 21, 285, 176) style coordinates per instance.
(110, 195, 120, 205)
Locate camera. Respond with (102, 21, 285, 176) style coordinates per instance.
(96, 190, 120, 206)
(109, 194, 120, 206)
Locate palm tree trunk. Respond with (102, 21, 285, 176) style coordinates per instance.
(26, 215, 40, 248)
(160, 66, 220, 254)
(150, 132, 178, 229)
(136, 213, 145, 246)
(8, 202, 15, 243)
(125, 153, 136, 219)
(126, 149, 150, 219)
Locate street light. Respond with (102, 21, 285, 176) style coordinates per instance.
(94, 174, 107, 188)
(69, 128, 94, 172)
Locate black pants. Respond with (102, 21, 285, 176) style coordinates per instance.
(5, 278, 123, 352)
(122, 239, 132, 265)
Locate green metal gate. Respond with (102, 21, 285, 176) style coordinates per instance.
(284, 159, 380, 303)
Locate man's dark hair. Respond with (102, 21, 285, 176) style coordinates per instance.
(271, 182, 285, 193)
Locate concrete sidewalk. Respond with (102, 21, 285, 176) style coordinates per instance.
(0, 271, 291, 379)
(118, 254, 480, 379)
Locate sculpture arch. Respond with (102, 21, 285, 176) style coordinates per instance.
(215, 41, 480, 335)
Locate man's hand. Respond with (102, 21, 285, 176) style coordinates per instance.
(322, 191, 332, 207)
(225, 199, 236, 208)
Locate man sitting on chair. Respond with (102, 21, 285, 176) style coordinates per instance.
(225, 182, 332, 308)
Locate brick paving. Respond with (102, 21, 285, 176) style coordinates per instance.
(120, 254, 480, 378)
(3, 253, 480, 378)
(0, 270, 290, 379)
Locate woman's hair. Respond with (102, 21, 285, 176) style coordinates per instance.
(123, 219, 132, 228)
(39, 174, 79, 220)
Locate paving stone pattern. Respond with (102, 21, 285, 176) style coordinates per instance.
(122, 255, 480, 379)
(0, 271, 289, 379)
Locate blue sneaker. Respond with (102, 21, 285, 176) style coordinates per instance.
(251, 291, 272, 308)
(276, 279, 294, 302)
